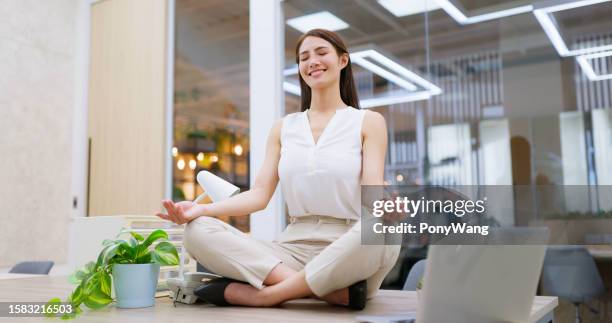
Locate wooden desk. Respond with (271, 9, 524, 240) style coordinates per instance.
(0, 276, 557, 323)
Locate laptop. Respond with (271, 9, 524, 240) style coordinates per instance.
(358, 228, 549, 323)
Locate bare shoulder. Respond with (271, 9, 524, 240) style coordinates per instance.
(361, 110, 387, 137)
(271, 118, 283, 132)
(269, 118, 283, 140)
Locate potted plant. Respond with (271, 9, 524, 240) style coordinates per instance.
(47, 229, 179, 319)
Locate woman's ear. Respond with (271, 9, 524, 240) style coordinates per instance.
(340, 53, 349, 69)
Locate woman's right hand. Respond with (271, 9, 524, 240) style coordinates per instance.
(155, 199, 206, 225)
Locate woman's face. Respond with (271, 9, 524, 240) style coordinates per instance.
(298, 36, 348, 90)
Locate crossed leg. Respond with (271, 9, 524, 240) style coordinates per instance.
(222, 223, 400, 307)
(225, 263, 349, 307)
(184, 217, 397, 307)
(184, 216, 349, 306)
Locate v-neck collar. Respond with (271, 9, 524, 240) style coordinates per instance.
(303, 107, 348, 147)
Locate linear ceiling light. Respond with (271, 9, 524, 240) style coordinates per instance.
(377, 0, 441, 17)
(435, 0, 533, 24)
(351, 49, 441, 94)
(576, 50, 612, 81)
(286, 11, 349, 33)
(283, 49, 442, 108)
(360, 92, 434, 108)
(533, 0, 612, 56)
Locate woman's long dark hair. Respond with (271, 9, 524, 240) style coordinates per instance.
(295, 29, 360, 112)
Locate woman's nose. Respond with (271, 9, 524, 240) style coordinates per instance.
(308, 60, 321, 69)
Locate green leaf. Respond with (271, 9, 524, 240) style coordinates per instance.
(141, 229, 169, 250)
(134, 245, 148, 261)
(84, 261, 96, 273)
(130, 231, 145, 241)
(44, 298, 61, 318)
(116, 228, 132, 239)
(102, 239, 115, 246)
(100, 272, 112, 297)
(134, 229, 170, 262)
(128, 237, 138, 248)
(68, 269, 86, 285)
(68, 273, 79, 285)
(69, 260, 98, 285)
(135, 252, 152, 264)
(151, 241, 179, 265)
(83, 288, 113, 310)
(115, 240, 136, 262)
(82, 271, 101, 296)
(70, 284, 85, 307)
(96, 240, 126, 266)
(60, 312, 77, 320)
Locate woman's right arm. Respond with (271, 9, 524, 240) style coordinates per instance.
(156, 119, 283, 224)
(200, 118, 283, 217)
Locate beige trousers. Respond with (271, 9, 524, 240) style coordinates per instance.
(183, 215, 400, 298)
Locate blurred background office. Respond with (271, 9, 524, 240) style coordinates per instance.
(2, 0, 612, 321)
(172, 0, 612, 229)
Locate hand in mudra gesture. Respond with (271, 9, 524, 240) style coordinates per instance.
(155, 199, 204, 225)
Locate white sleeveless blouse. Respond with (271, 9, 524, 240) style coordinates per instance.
(278, 107, 366, 220)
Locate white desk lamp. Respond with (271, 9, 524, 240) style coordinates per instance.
(194, 170, 241, 204)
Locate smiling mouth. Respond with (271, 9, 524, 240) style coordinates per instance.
(308, 69, 327, 76)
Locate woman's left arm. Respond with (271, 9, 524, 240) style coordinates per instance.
(361, 110, 388, 186)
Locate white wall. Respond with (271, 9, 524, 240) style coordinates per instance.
(503, 58, 566, 120)
(249, 0, 285, 240)
(0, 0, 78, 268)
(504, 58, 568, 186)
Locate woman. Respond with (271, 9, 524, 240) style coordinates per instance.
(156, 29, 400, 310)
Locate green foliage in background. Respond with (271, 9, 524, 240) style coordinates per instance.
(46, 229, 179, 319)
(173, 186, 186, 201)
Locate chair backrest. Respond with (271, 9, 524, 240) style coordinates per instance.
(9, 261, 54, 275)
(541, 246, 605, 303)
(403, 259, 427, 291)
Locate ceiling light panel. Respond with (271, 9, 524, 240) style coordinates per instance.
(435, 0, 533, 24)
(577, 50, 612, 81)
(377, 0, 441, 17)
(533, 0, 612, 56)
(286, 11, 349, 33)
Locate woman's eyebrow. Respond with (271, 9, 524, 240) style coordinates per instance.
(299, 46, 329, 56)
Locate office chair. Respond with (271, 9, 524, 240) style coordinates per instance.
(9, 261, 54, 275)
(541, 246, 605, 323)
(403, 259, 427, 291)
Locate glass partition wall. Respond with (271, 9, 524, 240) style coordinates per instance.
(281, 0, 612, 287)
(173, 0, 250, 231)
(282, 0, 612, 210)
(171, 0, 612, 239)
